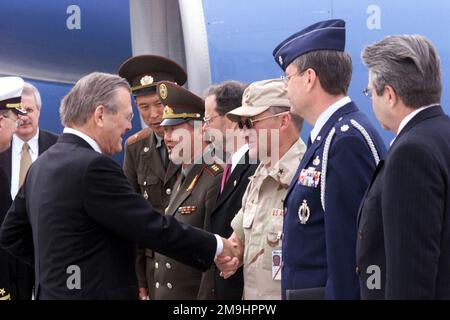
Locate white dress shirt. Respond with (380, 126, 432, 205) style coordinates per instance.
(11, 130, 40, 199)
(310, 96, 352, 143)
(231, 144, 249, 172)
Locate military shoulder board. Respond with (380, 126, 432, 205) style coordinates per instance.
(204, 163, 223, 177)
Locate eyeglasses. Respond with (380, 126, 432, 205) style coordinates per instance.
(363, 87, 373, 99)
(122, 112, 134, 123)
(280, 69, 307, 85)
(238, 111, 289, 129)
(203, 114, 221, 125)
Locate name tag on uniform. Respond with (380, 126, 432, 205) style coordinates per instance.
(271, 208, 284, 216)
(298, 167, 321, 188)
(272, 250, 282, 281)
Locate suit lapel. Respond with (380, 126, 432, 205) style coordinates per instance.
(166, 164, 205, 216)
(38, 131, 53, 155)
(213, 163, 250, 214)
(356, 160, 385, 227)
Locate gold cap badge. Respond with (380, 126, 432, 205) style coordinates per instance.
(159, 83, 168, 100)
(140, 75, 154, 86)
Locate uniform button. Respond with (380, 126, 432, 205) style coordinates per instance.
(155, 282, 160, 288)
(167, 283, 173, 289)
(155, 262, 159, 269)
(358, 231, 363, 240)
(166, 188, 172, 195)
(165, 263, 172, 269)
(143, 181, 147, 186)
(355, 266, 360, 275)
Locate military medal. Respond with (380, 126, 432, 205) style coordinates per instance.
(312, 156, 320, 166)
(178, 206, 197, 215)
(298, 167, 321, 188)
(298, 200, 310, 224)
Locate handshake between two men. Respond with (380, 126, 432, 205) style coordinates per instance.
(216, 232, 244, 279)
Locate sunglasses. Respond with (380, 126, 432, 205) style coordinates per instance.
(238, 111, 289, 129)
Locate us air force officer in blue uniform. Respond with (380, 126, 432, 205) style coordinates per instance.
(358, 35, 450, 299)
(272, 19, 386, 299)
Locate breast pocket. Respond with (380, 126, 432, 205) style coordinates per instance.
(263, 211, 284, 271)
(242, 203, 257, 230)
(138, 174, 162, 208)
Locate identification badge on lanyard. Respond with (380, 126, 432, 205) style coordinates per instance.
(272, 250, 282, 281)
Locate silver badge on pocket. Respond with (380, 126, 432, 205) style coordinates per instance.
(298, 200, 310, 224)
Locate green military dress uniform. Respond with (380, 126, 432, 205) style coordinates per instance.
(123, 128, 180, 298)
(152, 81, 222, 299)
(119, 55, 187, 299)
(153, 160, 222, 299)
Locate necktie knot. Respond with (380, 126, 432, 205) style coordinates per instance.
(22, 142, 30, 151)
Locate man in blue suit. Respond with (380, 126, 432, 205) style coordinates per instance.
(357, 35, 450, 299)
(272, 19, 386, 299)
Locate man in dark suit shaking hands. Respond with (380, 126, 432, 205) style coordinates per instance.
(0, 72, 238, 300)
(357, 35, 450, 299)
(203, 81, 258, 300)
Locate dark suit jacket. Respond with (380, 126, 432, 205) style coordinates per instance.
(0, 133, 217, 300)
(0, 129, 57, 300)
(210, 151, 257, 300)
(0, 168, 13, 299)
(356, 106, 450, 299)
(0, 129, 58, 189)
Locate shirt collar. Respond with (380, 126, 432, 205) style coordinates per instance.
(63, 127, 102, 153)
(231, 144, 249, 171)
(310, 96, 351, 143)
(13, 129, 40, 155)
(257, 138, 306, 186)
(154, 132, 163, 149)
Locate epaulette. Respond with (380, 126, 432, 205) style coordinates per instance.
(204, 163, 223, 177)
(125, 127, 152, 146)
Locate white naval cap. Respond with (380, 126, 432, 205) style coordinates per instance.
(0, 76, 26, 115)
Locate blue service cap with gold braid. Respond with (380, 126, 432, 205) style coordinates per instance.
(273, 19, 346, 71)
